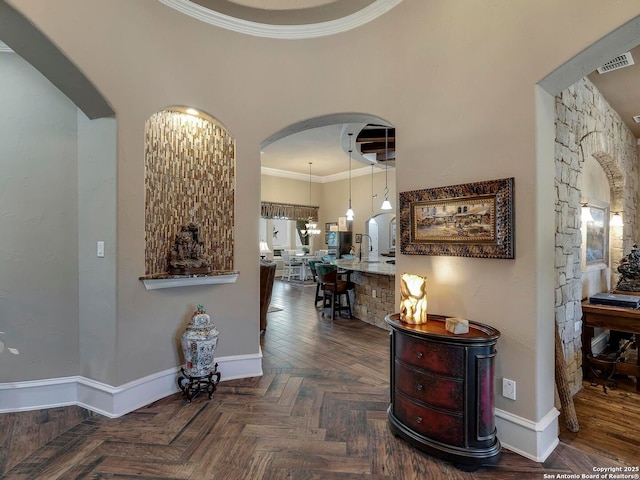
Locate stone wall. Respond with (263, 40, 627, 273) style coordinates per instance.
(555, 77, 638, 394)
(350, 272, 395, 329)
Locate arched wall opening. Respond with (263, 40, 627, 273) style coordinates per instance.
(260, 112, 396, 278)
(554, 79, 639, 395)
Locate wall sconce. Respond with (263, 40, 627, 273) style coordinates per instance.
(610, 212, 623, 227)
(581, 202, 593, 223)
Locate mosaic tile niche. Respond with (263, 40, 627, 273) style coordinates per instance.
(144, 110, 235, 276)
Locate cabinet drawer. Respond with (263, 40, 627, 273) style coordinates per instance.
(395, 332, 464, 377)
(393, 391, 464, 447)
(394, 360, 463, 411)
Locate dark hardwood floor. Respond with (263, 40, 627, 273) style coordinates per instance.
(1, 279, 638, 479)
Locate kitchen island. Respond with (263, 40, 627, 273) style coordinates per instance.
(333, 257, 396, 329)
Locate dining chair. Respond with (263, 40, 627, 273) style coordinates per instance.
(281, 250, 303, 281)
(315, 263, 352, 320)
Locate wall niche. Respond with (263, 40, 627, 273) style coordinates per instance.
(142, 108, 235, 283)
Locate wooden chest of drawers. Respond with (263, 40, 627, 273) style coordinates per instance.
(385, 313, 501, 470)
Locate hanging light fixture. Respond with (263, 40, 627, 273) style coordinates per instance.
(369, 164, 377, 225)
(301, 162, 321, 236)
(380, 127, 392, 210)
(345, 133, 355, 221)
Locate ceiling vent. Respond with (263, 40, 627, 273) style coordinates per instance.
(633, 115, 640, 124)
(597, 52, 634, 74)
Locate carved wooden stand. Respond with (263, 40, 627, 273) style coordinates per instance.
(177, 364, 220, 402)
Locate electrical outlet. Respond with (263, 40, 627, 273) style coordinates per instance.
(502, 378, 516, 400)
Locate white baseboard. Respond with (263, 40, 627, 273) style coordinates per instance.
(1, 351, 559, 464)
(495, 406, 560, 462)
(0, 351, 263, 418)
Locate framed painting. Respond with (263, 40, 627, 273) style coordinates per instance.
(399, 177, 515, 259)
(582, 200, 609, 271)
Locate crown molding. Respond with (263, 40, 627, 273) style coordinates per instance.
(261, 165, 388, 183)
(0, 40, 12, 52)
(157, 0, 403, 39)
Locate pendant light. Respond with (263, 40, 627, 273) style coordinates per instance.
(301, 162, 321, 236)
(369, 164, 377, 225)
(380, 127, 392, 210)
(345, 133, 354, 221)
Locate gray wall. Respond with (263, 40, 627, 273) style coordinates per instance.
(0, 53, 79, 381)
(78, 112, 117, 383)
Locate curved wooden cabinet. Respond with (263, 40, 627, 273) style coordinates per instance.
(385, 313, 501, 470)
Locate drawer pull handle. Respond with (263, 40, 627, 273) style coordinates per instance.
(416, 352, 423, 358)
(416, 384, 423, 391)
(416, 417, 423, 424)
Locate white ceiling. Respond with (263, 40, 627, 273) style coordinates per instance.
(261, 124, 352, 178)
(261, 123, 390, 181)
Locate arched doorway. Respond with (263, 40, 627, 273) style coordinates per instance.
(260, 113, 396, 272)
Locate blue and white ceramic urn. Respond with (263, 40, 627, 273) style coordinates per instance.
(180, 305, 219, 377)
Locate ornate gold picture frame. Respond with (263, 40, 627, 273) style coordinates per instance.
(399, 177, 515, 259)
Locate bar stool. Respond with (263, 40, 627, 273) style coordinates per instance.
(307, 260, 324, 307)
(316, 264, 352, 320)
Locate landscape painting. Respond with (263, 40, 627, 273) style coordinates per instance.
(412, 197, 496, 242)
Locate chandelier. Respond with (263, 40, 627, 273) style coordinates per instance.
(301, 162, 321, 236)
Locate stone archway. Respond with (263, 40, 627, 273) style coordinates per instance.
(554, 78, 638, 394)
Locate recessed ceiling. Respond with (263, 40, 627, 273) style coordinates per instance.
(261, 123, 395, 180)
(191, 0, 376, 24)
(158, 0, 403, 39)
(227, 0, 337, 9)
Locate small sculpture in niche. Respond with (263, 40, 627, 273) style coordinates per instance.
(616, 243, 640, 292)
(167, 222, 212, 275)
(399, 273, 428, 324)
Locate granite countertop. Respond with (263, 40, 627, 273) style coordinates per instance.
(333, 257, 396, 276)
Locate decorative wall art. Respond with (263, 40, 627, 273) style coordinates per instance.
(399, 177, 515, 259)
(325, 222, 338, 245)
(582, 200, 609, 271)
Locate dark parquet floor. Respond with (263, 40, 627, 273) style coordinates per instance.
(1, 279, 638, 479)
